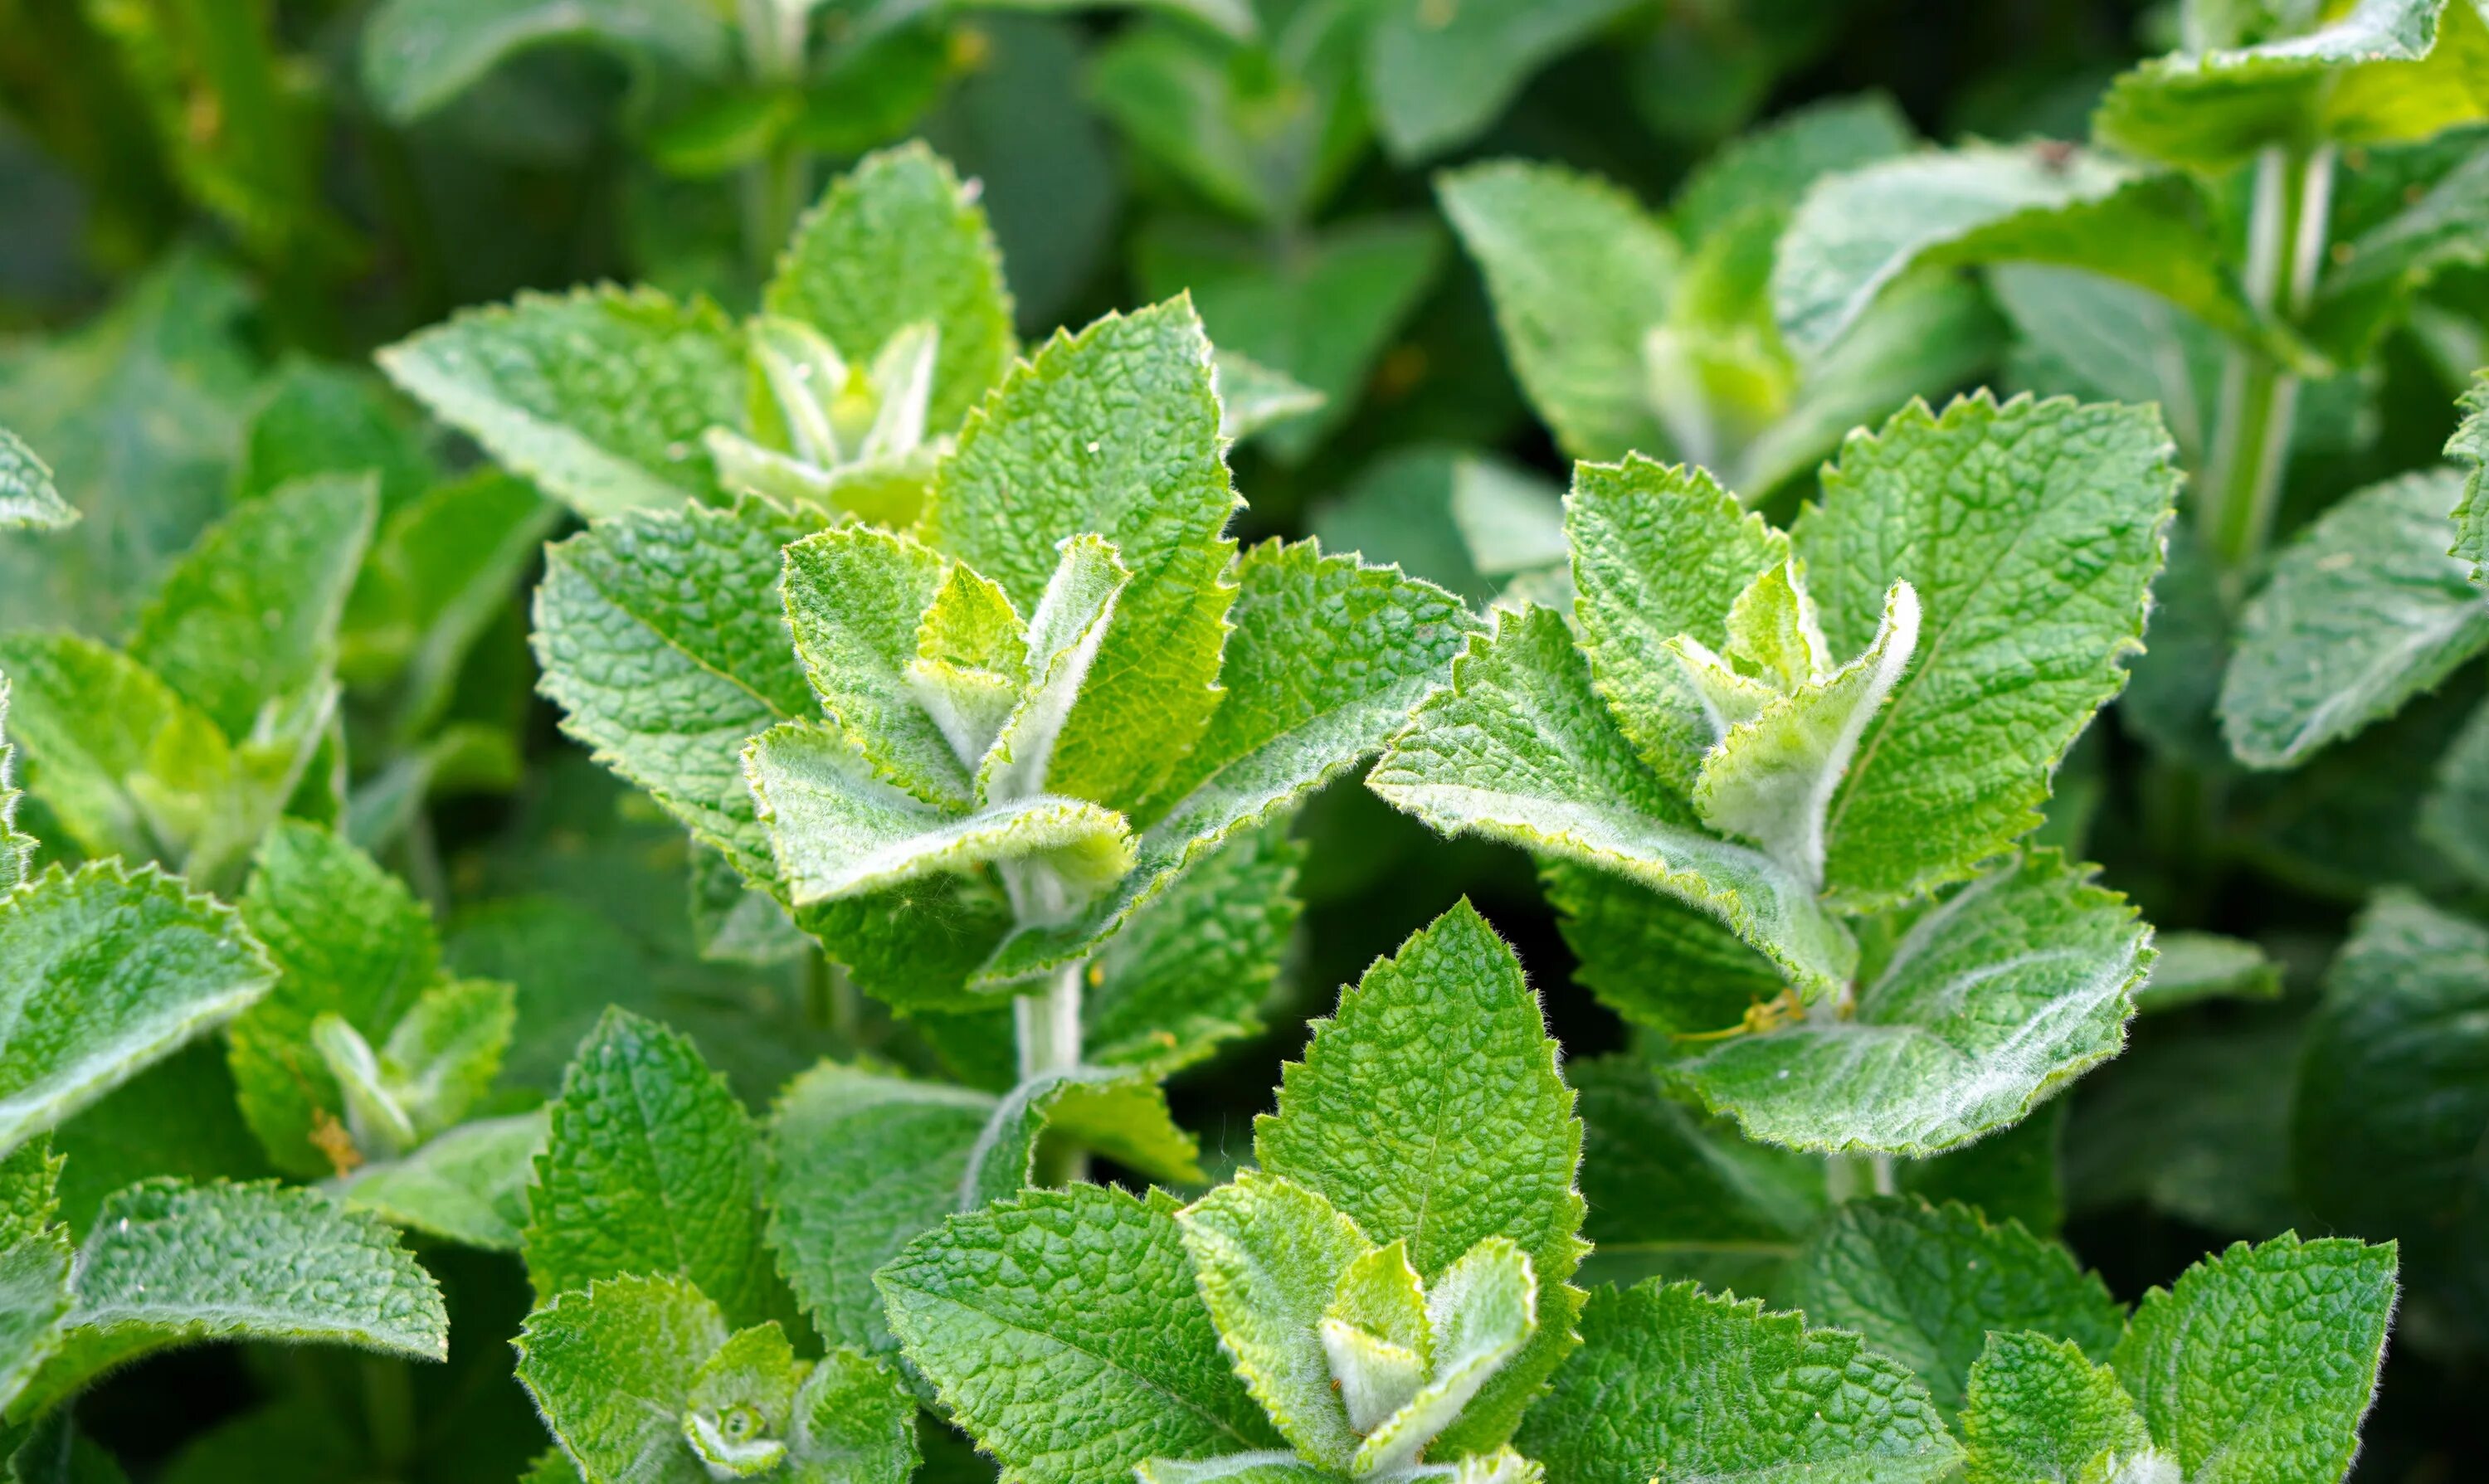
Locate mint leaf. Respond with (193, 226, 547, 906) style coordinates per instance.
(1437, 162, 1678, 461)
(378, 286, 743, 517)
(2112, 1233, 2397, 1484)
(879, 1185, 1282, 1484)
(1671, 93, 1917, 244)
(1213, 353, 1324, 445)
(231, 823, 441, 1176)
(13, 1180, 447, 1420)
(1785, 1197, 2126, 1416)
(1255, 900, 1583, 1455)
(0, 861, 273, 1158)
(1960, 1331, 2155, 1484)
(231, 358, 437, 512)
(764, 143, 1017, 437)
(2222, 468, 2487, 768)
(516, 1273, 728, 1484)
(1673, 850, 2148, 1155)
(338, 1110, 546, 1252)
(361, 0, 728, 122)
(1, 680, 32, 893)
(1542, 860, 1785, 1041)
(0, 633, 232, 869)
(0, 1228, 71, 1415)
(533, 498, 821, 879)
(0, 428, 71, 533)
(523, 1009, 772, 1326)
(2421, 697, 2489, 887)
(2451, 371, 2487, 586)
(2134, 932, 2282, 1013)
(1085, 817, 1302, 1078)
(778, 526, 973, 810)
(1793, 394, 2180, 910)
(1514, 1280, 1961, 1484)
(1365, 0, 1636, 160)
(1366, 606, 1855, 998)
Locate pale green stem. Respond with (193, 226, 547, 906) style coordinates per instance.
(1824, 1155, 1872, 1204)
(1017, 959, 1091, 1186)
(737, 0, 812, 275)
(2202, 144, 2335, 571)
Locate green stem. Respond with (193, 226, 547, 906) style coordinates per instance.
(1017, 959, 1090, 1186)
(2202, 144, 2335, 572)
(737, 0, 813, 275)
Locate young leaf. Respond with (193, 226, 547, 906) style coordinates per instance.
(2222, 468, 2489, 768)
(1437, 162, 1678, 462)
(1784, 1197, 2126, 1416)
(522, 1009, 773, 1326)
(1213, 353, 1325, 445)
(359, 0, 728, 123)
(1, 680, 31, 893)
(0, 427, 71, 533)
(338, 1109, 547, 1252)
(514, 1273, 729, 1484)
(1959, 1332, 2155, 1484)
(0, 633, 232, 868)
(377, 286, 744, 518)
(1671, 850, 2149, 1156)
(1671, 93, 1918, 244)
(1792, 394, 2180, 911)
(12, 1180, 447, 1420)
(777, 526, 972, 810)
(2452, 371, 2487, 586)
(2112, 1233, 2397, 1484)
(764, 143, 1016, 437)
(0, 862, 274, 1158)
(2133, 932, 2282, 1013)
(879, 1185, 1283, 1484)
(1514, 1280, 1961, 1484)
(1254, 900, 1583, 1456)
(1365, 0, 1637, 159)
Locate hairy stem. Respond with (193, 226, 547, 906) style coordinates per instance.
(1016, 960, 1085, 1082)
(2203, 144, 2335, 571)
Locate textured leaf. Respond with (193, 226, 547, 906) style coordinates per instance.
(14, 1180, 447, 1419)
(514, 1273, 728, 1484)
(1085, 817, 1302, 1078)
(1, 682, 31, 893)
(1515, 1280, 1961, 1484)
(1213, 353, 1324, 445)
(766, 143, 1016, 437)
(1674, 850, 2150, 1156)
(1354, 1238, 1538, 1476)
(337, 1110, 546, 1252)
(2452, 372, 2487, 586)
(231, 822, 441, 1176)
(1960, 1332, 2155, 1484)
(1437, 163, 1678, 462)
(778, 526, 972, 810)
(523, 1009, 772, 1326)
(1784, 1198, 2126, 1417)
(2112, 1233, 2397, 1484)
(0, 632, 232, 868)
(1792, 394, 2179, 910)
(361, 0, 728, 121)
(378, 286, 744, 517)
(533, 498, 822, 879)
(979, 535, 1133, 806)
(1897, 1102, 2069, 1238)
(0, 1227, 71, 1415)
(879, 1185, 1281, 1484)
(2133, 932, 2282, 1013)
(0, 862, 273, 1159)
(918, 299, 1239, 814)
(1368, 606, 1855, 997)
(2220, 469, 2489, 768)
(0, 428, 71, 533)
(1542, 854, 1784, 1047)
(1254, 901, 1582, 1455)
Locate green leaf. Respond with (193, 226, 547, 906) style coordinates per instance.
(49, 1042, 271, 1238)
(231, 822, 442, 1177)
(918, 299, 1239, 815)
(2294, 892, 2489, 1341)
(1085, 816, 1302, 1078)
(1785, 1198, 2126, 1418)
(1515, 1280, 1961, 1484)
(1898, 1101, 2069, 1238)
(1674, 850, 2150, 1156)
(784, 1345, 920, 1484)
(1, 681, 32, 894)
(2112, 1233, 2397, 1484)
(1365, 0, 1639, 160)
(979, 534, 1133, 805)
(2422, 696, 2489, 888)
(0, 429, 71, 533)
(231, 358, 439, 513)
(879, 1185, 1282, 1484)
(1367, 606, 1855, 998)
(779, 525, 973, 810)
(1541, 858, 1783, 1045)
(0, 633, 232, 869)
(1774, 146, 2273, 362)
(766, 144, 1017, 438)
(1254, 900, 1583, 1456)
(2133, 932, 2282, 1013)
(1793, 394, 2180, 910)
(337, 1109, 547, 1252)
(2451, 371, 2487, 586)
(1212, 353, 1324, 445)
(372, 978, 516, 1141)
(0, 1229, 71, 1417)
(12, 1180, 447, 1420)
(522, 1008, 773, 1326)
(1355, 1237, 1538, 1476)
(1029, 1070, 1205, 1186)
(1437, 162, 1679, 462)
(1309, 447, 1565, 606)
(1959, 1331, 2155, 1484)
(0, 861, 273, 1159)
(2219, 468, 2488, 768)
(533, 498, 822, 880)
(1670, 93, 1918, 245)
(379, 286, 744, 518)
(515, 1272, 727, 1484)
(361, 0, 729, 121)
(2064, 1017, 2304, 1238)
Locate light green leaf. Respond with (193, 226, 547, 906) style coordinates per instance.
(533, 498, 823, 880)
(0, 428, 71, 533)
(919, 299, 1240, 815)
(1671, 93, 1919, 245)
(231, 822, 441, 1177)
(785, 1345, 919, 1484)
(1325, 1243, 1430, 1432)
(2112, 1233, 2397, 1484)
(522, 1008, 773, 1326)
(1365, 0, 1638, 159)
(1176, 1170, 1371, 1470)
(1793, 394, 2180, 911)
(681, 1324, 803, 1478)
(2133, 932, 2282, 1013)
(336, 1109, 546, 1252)
(361, 0, 728, 122)
(12, 1180, 447, 1420)
(373, 978, 515, 1141)
(0, 1228, 71, 1416)
(379, 286, 744, 518)
(1437, 162, 1678, 462)
(879, 1185, 1282, 1484)
(514, 1272, 728, 1484)
(1514, 1280, 1961, 1484)
(980, 535, 1132, 805)
(780, 524, 974, 809)
(1028, 1069, 1205, 1186)
(1, 681, 32, 893)
(0, 632, 233, 869)
(2451, 371, 2487, 586)
(1355, 1237, 1537, 1476)
(1960, 1331, 2155, 1484)
(765, 143, 1017, 437)
(1674, 850, 2150, 1156)
(1367, 606, 1855, 998)
(1213, 353, 1324, 445)
(2219, 468, 2489, 768)
(0, 862, 273, 1160)
(1785, 1197, 2126, 1417)
(1085, 817, 1302, 1078)
(1254, 900, 1583, 1456)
